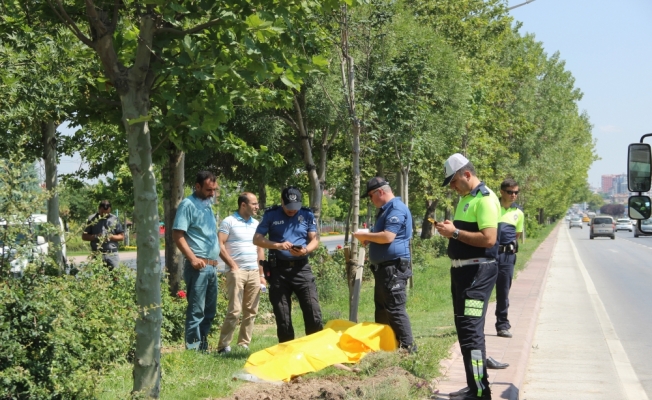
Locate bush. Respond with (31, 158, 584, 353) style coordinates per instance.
(412, 236, 448, 271)
(0, 260, 137, 398)
(309, 244, 347, 303)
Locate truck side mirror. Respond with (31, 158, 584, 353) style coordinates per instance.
(628, 143, 652, 192)
(629, 195, 651, 220)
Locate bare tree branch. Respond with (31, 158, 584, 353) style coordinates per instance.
(152, 134, 170, 155)
(156, 18, 222, 36)
(85, 0, 109, 38)
(46, 0, 94, 48)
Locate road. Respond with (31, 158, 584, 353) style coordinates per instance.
(69, 234, 346, 270)
(523, 224, 652, 399)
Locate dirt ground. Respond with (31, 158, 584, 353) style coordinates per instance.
(213, 365, 433, 400)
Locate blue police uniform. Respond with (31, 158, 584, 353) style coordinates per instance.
(368, 197, 415, 351)
(256, 205, 323, 342)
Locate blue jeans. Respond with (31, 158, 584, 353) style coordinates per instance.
(183, 261, 218, 350)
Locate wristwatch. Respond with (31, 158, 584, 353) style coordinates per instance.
(452, 229, 460, 240)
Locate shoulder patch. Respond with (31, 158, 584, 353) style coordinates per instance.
(264, 205, 280, 212)
(479, 185, 490, 196)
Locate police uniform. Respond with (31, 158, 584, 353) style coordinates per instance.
(495, 203, 524, 332)
(84, 212, 124, 269)
(369, 197, 415, 351)
(448, 182, 500, 399)
(256, 205, 323, 343)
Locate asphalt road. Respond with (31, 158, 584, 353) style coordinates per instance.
(567, 224, 652, 396)
(69, 234, 346, 270)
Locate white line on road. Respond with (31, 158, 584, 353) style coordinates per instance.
(567, 228, 649, 400)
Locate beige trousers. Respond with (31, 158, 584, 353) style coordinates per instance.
(218, 269, 261, 349)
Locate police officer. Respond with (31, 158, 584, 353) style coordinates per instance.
(353, 177, 416, 353)
(435, 154, 502, 400)
(495, 179, 524, 338)
(253, 186, 323, 343)
(82, 200, 124, 269)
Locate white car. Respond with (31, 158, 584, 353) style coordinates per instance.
(615, 218, 633, 232)
(0, 214, 67, 277)
(569, 216, 583, 229)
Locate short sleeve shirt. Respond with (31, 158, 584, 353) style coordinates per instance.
(255, 206, 316, 260)
(447, 182, 501, 260)
(84, 213, 124, 252)
(499, 204, 524, 245)
(369, 197, 412, 264)
(219, 212, 259, 270)
(173, 194, 219, 260)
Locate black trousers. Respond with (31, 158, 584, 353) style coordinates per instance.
(495, 252, 516, 331)
(451, 261, 498, 398)
(268, 261, 323, 343)
(372, 262, 414, 350)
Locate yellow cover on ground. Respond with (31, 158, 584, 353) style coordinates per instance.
(243, 319, 398, 382)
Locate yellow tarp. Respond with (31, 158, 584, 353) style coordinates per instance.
(243, 319, 398, 382)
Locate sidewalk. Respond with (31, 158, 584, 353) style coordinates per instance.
(433, 225, 560, 399)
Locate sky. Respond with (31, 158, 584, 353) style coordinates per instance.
(508, 0, 652, 189)
(58, 0, 652, 189)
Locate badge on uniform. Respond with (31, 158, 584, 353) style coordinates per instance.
(389, 216, 399, 223)
(464, 203, 470, 212)
(513, 214, 518, 221)
(298, 215, 304, 223)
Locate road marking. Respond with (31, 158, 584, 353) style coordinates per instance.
(566, 228, 649, 400)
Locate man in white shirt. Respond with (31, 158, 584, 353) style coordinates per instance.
(217, 192, 265, 354)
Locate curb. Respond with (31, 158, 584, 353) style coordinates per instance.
(434, 224, 561, 399)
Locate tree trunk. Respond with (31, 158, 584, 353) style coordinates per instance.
(258, 181, 267, 210)
(163, 143, 185, 296)
(344, 204, 352, 246)
(42, 120, 63, 269)
(420, 199, 438, 239)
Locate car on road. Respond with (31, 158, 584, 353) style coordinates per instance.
(590, 216, 615, 240)
(615, 218, 633, 232)
(569, 216, 583, 229)
(634, 218, 652, 238)
(582, 215, 591, 225)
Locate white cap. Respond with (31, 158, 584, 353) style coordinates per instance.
(442, 153, 469, 186)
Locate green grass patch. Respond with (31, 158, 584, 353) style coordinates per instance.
(96, 224, 556, 398)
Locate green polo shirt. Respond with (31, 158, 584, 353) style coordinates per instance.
(499, 203, 524, 245)
(447, 182, 501, 260)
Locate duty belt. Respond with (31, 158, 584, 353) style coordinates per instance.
(450, 258, 494, 268)
(198, 258, 220, 266)
(276, 258, 309, 268)
(370, 259, 398, 272)
(498, 244, 515, 254)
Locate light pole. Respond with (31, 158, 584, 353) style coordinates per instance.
(508, 0, 536, 11)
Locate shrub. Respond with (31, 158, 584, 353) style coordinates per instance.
(309, 244, 347, 303)
(412, 236, 448, 271)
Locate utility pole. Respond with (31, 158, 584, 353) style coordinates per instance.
(508, 0, 536, 11)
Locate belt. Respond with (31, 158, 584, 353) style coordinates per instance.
(198, 258, 219, 266)
(450, 258, 494, 268)
(276, 258, 309, 268)
(498, 244, 515, 254)
(370, 259, 399, 272)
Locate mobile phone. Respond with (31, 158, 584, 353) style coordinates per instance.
(292, 245, 302, 250)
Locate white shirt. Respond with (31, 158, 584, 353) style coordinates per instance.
(219, 212, 259, 270)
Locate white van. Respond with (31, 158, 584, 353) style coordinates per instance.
(0, 214, 67, 277)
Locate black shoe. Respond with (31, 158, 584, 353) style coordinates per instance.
(486, 356, 509, 369)
(497, 329, 512, 338)
(449, 386, 470, 397)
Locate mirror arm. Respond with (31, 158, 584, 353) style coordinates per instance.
(640, 133, 652, 143)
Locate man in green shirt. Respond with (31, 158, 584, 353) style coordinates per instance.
(495, 179, 524, 339)
(436, 153, 504, 400)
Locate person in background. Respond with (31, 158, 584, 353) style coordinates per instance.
(82, 200, 124, 270)
(217, 192, 265, 354)
(173, 171, 220, 352)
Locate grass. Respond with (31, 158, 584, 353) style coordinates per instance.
(96, 223, 556, 398)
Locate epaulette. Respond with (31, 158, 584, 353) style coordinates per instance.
(264, 205, 280, 212)
(511, 203, 524, 211)
(478, 184, 490, 196)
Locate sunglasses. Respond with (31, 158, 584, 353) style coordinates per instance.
(504, 190, 519, 195)
(368, 189, 380, 198)
(101, 204, 111, 209)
